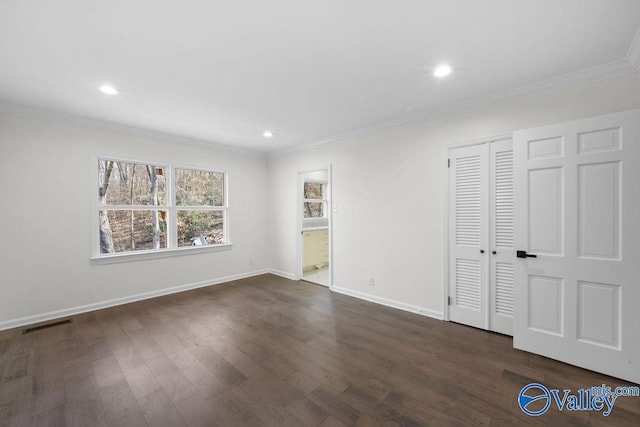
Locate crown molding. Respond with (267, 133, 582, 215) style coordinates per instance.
(271, 59, 637, 157)
(626, 25, 640, 70)
(0, 100, 267, 157)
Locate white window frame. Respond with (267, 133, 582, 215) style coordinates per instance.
(173, 164, 229, 248)
(91, 156, 231, 264)
(302, 179, 328, 223)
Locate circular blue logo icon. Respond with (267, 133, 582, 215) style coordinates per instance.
(518, 383, 551, 416)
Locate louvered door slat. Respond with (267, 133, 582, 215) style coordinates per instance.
(455, 154, 482, 247)
(495, 262, 514, 316)
(494, 150, 514, 248)
(490, 140, 514, 336)
(449, 144, 487, 330)
(455, 259, 481, 310)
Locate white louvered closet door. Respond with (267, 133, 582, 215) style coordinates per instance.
(449, 138, 514, 334)
(448, 143, 489, 330)
(489, 139, 515, 335)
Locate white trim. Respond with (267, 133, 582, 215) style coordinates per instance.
(296, 172, 303, 281)
(0, 269, 270, 332)
(297, 166, 333, 287)
(96, 155, 171, 169)
(90, 154, 99, 258)
(446, 133, 512, 150)
(270, 60, 635, 156)
(267, 269, 297, 280)
(301, 226, 329, 232)
(331, 286, 443, 321)
(173, 164, 228, 176)
(92, 156, 230, 259)
(90, 243, 233, 265)
(296, 166, 333, 175)
(327, 164, 334, 290)
(443, 145, 451, 321)
(626, 25, 640, 70)
(168, 161, 177, 249)
(302, 178, 328, 185)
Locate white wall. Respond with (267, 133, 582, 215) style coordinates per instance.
(1, 71, 638, 329)
(0, 113, 270, 327)
(268, 71, 640, 317)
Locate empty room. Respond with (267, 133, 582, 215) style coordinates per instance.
(1, 1, 640, 426)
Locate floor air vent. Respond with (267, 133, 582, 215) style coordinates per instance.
(22, 319, 72, 334)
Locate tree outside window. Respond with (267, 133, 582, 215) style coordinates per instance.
(97, 159, 227, 256)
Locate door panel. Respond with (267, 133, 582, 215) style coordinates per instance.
(578, 161, 620, 259)
(528, 167, 564, 255)
(449, 144, 488, 329)
(489, 139, 514, 335)
(513, 109, 640, 384)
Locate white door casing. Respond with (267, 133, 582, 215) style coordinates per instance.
(513, 109, 640, 384)
(297, 167, 333, 288)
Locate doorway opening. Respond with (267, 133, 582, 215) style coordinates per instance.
(298, 168, 332, 287)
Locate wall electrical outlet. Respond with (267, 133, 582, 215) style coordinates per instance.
(249, 258, 254, 266)
(368, 276, 375, 286)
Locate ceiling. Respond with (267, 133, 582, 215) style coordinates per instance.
(1, 1, 639, 152)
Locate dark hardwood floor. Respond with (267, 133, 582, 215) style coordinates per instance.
(0, 274, 638, 426)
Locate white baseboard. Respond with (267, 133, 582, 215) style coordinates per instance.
(0, 270, 443, 332)
(267, 269, 297, 280)
(0, 269, 271, 332)
(331, 286, 443, 320)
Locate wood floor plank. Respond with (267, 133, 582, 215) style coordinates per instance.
(287, 398, 331, 426)
(64, 374, 106, 427)
(92, 355, 129, 396)
(0, 274, 638, 426)
(136, 388, 187, 427)
(99, 386, 144, 424)
(28, 404, 67, 427)
(175, 394, 220, 427)
(123, 364, 163, 400)
(168, 348, 228, 400)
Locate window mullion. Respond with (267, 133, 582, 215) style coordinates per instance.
(175, 206, 223, 211)
(169, 166, 177, 249)
(98, 205, 168, 210)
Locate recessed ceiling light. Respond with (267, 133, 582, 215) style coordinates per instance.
(433, 65, 452, 77)
(99, 84, 119, 95)
(263, 130, 273, 138)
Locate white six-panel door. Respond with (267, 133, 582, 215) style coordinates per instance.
(513, 110, 640, 384)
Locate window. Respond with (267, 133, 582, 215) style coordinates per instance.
(175, 168, 225, 247)
(303, 181, 327, 219)
(96, 158, 227, 259)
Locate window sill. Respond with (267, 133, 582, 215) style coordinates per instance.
(90, 243, 232, 265)
(302, 225, 329, 231)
